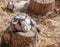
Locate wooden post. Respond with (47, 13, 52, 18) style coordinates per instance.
(28, 0, 55, 16)
(1, 30, 38, 47)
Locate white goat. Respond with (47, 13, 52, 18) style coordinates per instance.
(7, 1, 29, 11)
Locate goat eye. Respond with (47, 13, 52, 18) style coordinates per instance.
(14, 19, 17, 22)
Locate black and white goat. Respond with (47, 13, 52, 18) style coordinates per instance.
(9, 13, 40, 35)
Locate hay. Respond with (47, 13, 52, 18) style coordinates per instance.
(0, 0, 60, 47)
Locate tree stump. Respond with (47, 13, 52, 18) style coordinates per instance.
(28, 0, 55, 16)
(1, 30, 38, 47)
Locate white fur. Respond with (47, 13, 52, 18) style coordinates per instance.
(10, 13, 38, 33)
(16, 31, 36, 37)
(7, 1, 29, 11)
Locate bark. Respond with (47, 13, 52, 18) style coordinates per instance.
(1, 31, 37, 47)
(28, 0, 55, 16)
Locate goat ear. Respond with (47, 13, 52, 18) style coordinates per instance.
(7, 1, 10, 5)
(8, 2, 11, 5)
(36, 28, 41, 33)
(8, 2, 9, 4)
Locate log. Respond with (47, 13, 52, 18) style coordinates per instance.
(28, 0, 55, 16)
(1, 30, 38, 47)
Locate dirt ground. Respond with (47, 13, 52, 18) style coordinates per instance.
(0, 0, 60, 47)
